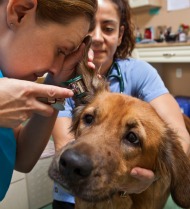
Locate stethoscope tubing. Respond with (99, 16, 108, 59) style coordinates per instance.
(107, 62, 124, 93)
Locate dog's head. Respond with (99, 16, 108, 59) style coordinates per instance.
(49, 43, 190, 208)
(49, 92, 190, 207)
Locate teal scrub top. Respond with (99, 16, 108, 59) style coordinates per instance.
(0, 71, 16, 201)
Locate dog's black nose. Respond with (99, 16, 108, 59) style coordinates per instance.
(59, 149, 93, 180)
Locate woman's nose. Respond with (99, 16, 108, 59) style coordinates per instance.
(49, 55, 65, 76)
(91, 27, 104, 43)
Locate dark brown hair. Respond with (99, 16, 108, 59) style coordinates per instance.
(111, 0, 135, 58)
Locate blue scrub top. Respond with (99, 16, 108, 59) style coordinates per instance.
(0, 71, 16, 201)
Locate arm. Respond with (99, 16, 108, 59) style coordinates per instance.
(14, 110, 58, 172)
(52, 117, 74, 151)
(14, 86, 74, 172)
(150, 93, 190, 154)
(13, 84, 73, 172)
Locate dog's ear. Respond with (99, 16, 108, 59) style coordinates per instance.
(157, 127, 190, 208)
(74, 36, 109, 106)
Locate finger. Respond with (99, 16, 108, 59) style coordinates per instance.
(87, 61, 95, 70)
(32, 99, 57, 117)
(130, 167, 155, 181)
(88, 48, 94, 62)
(30, 82, 74, 98)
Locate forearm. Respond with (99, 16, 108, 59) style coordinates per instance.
(52, 117, 74, 151)
(150, 94, 190, 155)
(176, 126, 190, 155)
(15, 110, 58, 172)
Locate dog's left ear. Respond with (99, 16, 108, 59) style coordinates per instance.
(157, 128, 190, 208)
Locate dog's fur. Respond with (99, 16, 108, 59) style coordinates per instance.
(49, 40, 190, 209)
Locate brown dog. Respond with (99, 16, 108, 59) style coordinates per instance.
(49, 42, 190, 208)
(49, 92, 190, 209)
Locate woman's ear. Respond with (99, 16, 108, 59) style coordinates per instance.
(6, 0, 37, 28)
(118, 25, 124, 46)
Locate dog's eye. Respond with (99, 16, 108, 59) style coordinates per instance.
(124, 132, 140, 146)
(83, 114, 94, 125)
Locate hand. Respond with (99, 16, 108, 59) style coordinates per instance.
(0, 78, 73, 128)
(87, 48, 95, 69)
(128, 167, 156, 194)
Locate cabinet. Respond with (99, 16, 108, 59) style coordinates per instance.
(129, 0, 161, 11)
(135, 44, 190, 63)
(0, 171, 29, 209)
(133, 43, 190, 97)
(26, 157, 53, 209)
(0, 140, 55, 209)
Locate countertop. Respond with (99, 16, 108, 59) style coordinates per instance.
(136, 41, 190, 48)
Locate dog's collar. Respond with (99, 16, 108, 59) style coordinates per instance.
(119, 191, 128, 198)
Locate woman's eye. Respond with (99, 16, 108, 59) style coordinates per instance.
(83, 114, 94, 125)
(104, 27, 114, 33)
(124, 132, 140, 146)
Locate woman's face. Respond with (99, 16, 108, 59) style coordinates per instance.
(89, 0, 124, 75)
(0, 16, 90, 81)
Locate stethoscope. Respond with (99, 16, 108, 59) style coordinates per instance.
(107, 62, 124, 93)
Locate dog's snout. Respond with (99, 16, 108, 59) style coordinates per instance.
(59, 149, 93, 179)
